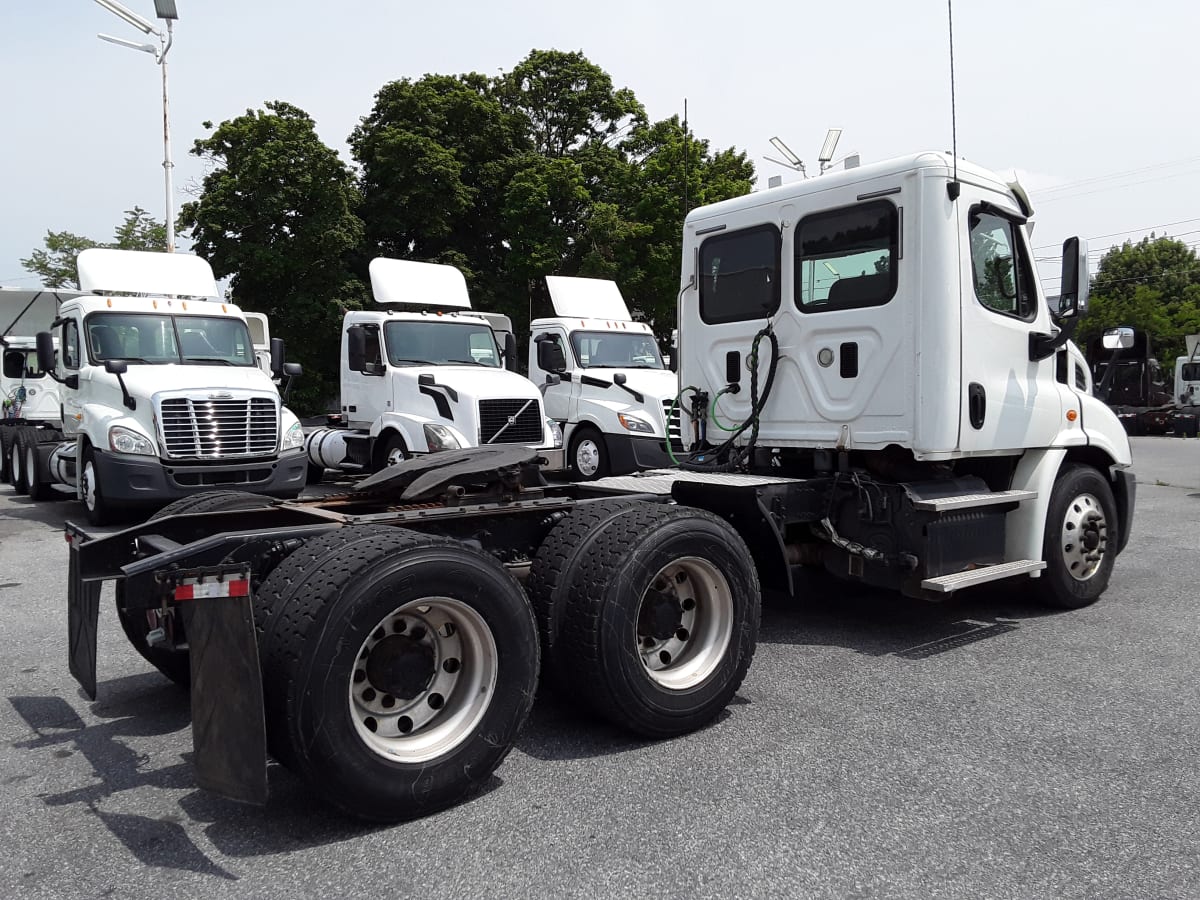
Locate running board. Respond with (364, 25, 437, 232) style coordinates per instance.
(912, 489, 1036, 512)
(921, 559, 1046, 593)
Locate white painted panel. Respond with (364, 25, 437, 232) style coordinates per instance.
(370, 258, 471, 309)
(77, 249, 219, 298)
(546, 276, 631, 321)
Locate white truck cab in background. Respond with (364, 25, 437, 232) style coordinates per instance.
(530, 276, 679, 479)
(305, 258, 563, 476)
(25, 249, 307, 523)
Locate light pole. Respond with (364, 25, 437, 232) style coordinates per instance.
(94, 0, 180, 252)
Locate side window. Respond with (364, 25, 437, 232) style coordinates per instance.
(794, 200, 898, 312)
(698, 225, 781, 324)
(62, 319, 80, 369)
(362, 324, 383, 374)
(546, 334, 568, 368)
(968, 208, 1036, 320)
(1075, 362, 1089, 391)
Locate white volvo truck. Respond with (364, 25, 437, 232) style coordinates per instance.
(26, 248, 307, 523)
(1, 287, 83, 488)
(529, 276, 681, 479)
(60, 151, 1133, 822)
(304, 257, 563, 476)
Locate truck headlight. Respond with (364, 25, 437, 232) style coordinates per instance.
(109, 425, 155, 456)
(617, 413, 654, 434)
(282, 421, 305, 450)
(547, 418, 563, 448)
(424, 423, 462, 452)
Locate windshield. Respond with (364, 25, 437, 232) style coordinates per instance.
(570, 331, 664, 369)
(383, 320, 501, 367)
(86, 313, 255, 366)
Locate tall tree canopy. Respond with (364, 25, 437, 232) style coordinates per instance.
(1079, 235, 1200, 363)
(21, 207, 167, 289)
(180, 100, 366, 411)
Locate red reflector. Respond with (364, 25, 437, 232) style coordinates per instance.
(174, 578, 250, 601)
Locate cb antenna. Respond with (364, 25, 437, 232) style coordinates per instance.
(947, 0, 961, 200)
(682, 98, 689, 217)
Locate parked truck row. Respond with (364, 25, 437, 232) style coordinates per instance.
(1087, 328, 1200, 437)
(58, 151, 1135, 823)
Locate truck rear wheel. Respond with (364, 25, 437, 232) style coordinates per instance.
(22, 431, 55, 501)
(1035, 464, 1118, 610)
(115, 491, 277, 686)
(558, 505, 760, 738)
(9, 427, 32, 494)
(528, 497, 656, 686)
(254, 525, 539, 821)
(0, 426, 13, 484)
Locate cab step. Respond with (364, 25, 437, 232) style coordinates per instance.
(912, 489, 1036, 512)
(921, 559, 1046, 593)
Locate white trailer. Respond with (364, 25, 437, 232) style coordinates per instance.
(304, 258, 563, 477)
(529, 276, 680, 479)
(62, 151, 1134, 822)
(21, 249, 307, 523)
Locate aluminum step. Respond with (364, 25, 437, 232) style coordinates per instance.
(911, 489, 1036, 512)
(921, 559, 1046, 593)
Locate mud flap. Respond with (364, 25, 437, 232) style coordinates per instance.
(67, 542, 101, 701)
(179, 593, 268, 806)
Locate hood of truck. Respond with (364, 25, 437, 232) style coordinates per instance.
(115, 364, 280, 400)
(580, 368, 678, 403)
(392, 365, 542, 403)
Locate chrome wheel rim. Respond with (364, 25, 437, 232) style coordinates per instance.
(636, 556, 734, 690)
(1061, 491, 1108, 582)
(386, 445, 406, 466)
(25, 446, 35, 486)
(82, 460, 97, 512)
(575, 439, 600, 477)
(9, 444, 18, 480)
(349, 596, 497, 763)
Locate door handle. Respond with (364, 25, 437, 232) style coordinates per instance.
(968, 382, 986, 430)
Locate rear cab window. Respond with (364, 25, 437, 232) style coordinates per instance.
(698, 225, 781, 324)
(794, 200, 899, 312)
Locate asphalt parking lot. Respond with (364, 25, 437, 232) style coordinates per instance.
(1, 437, 1198, 899)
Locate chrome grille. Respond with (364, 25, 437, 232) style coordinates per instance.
(478, 398, 543, 445)
(158, 396, 278, 459)
(662, 398, 684, 449)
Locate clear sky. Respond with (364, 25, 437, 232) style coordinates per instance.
(3, 0, 1197, 299)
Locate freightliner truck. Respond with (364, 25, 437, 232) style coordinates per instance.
(60, 151, 1134, 822)
(24, 248, 307, 523)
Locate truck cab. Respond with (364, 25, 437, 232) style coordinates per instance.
(31, 249, 307, 522)
(530, 276, 680, 479)
(306, 258, 563, 475)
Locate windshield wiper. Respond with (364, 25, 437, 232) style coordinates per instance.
(391, 358, 438, 366)
(99, 356, 156, 365)
(447, 358, 493, 367)
(182, 357, 239, 366)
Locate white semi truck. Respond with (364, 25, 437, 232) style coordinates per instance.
(61, 151, 1133, 822)
(304, 257, 564, 476)
(23, 248, 307, 523)
(529, 276, 681, 479)
(1, 287, 84, 489)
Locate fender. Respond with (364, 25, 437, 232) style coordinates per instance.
(369, 411, 470, 455)
(78, 403, 156, 453)
(1004, 447, 1066, 566)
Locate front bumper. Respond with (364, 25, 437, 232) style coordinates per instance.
(536, 448, 565, 471)
(91, 447, 308, 506)
(604, 432, 675, 475)
(1113, 467, 1136, 555)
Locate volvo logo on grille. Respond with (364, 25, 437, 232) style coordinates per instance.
(507, 415, 517, 425)
(208, 392, 233, 400)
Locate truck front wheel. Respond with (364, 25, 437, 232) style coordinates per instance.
(1036, 464, 1118, 610)
(558, 505, 760, 738)
(254, 525, 539, 821)
(568, 426, 609, 480)
(79, 446, 119, 526)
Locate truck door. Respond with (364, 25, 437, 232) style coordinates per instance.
(957, 194, 1062, 451)
(529, 327, 574, 422)
(59, 317, 83, 437)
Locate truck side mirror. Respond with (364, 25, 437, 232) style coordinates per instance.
(1101, 327, 1135, 351)
(1056, 236, 1089, 319)
(104, 359, 128, 375)
(535, 334, 566, 374)
(282, 362, 302, 377)
(36, 331, 56, 374)
(504, 332, 519, 373)
(347, 326, 367, 372)
(270, 337, 285, 379)
(613, 372, 627, 385)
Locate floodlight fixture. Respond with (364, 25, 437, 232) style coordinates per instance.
(818, 128, 842, 168)
(153, 0, 179, 19)
(94, 0, 158, 34)
(98, 32, 159, 56)
(769, 136, 802, 167)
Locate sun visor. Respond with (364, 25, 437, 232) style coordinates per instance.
(0, 288, 84, 338)
(369, 258, 471, 309)
(546, 276, 631, 321)
(77, 248, 219, 297)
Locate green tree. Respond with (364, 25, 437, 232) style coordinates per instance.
(21, 207, 167, 288)
(1080, 235, 1200, 362)
(180, 101, 366, 412)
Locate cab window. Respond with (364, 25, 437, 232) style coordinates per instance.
(794, 200, 898, 312)
(62, 319, 81, 369)
(698, 225, 781, 324)
(968, 208, 1037, 320)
